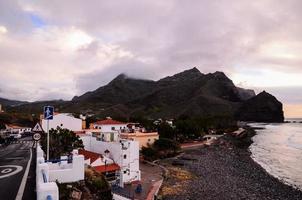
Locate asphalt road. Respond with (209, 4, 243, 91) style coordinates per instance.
(0, 137, 36, 200)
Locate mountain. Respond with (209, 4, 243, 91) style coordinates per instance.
(5, 100, 67, 114)
(235, 91, 284, 122)
(0, 97, 27, 107)
(72, 74, 156, 106)
(6, 68, 284, 122)
(236, 87, 256, 100)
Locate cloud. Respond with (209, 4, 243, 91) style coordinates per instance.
(0, 0, 301, 117)
(0, 26, 7, 34)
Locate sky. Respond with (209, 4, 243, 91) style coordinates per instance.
(0, 0, 301, 117)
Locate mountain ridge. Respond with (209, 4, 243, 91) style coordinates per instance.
(3, 67, 284, 122)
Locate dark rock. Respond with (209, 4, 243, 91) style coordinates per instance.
(236, 87, 256, 100)
(235, 91, 284, 122)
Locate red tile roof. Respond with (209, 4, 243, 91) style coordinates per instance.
(94, 119, 127, 125)
(94, 163, 120, 173)
(78, 149, 103, 163)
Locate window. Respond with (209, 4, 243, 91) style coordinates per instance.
(124, 170, 127, 174)
(124, 154, 127, 159)
(148, 139, 151, 142)
(111, 127, 115, 130)
(60, 124, 63, 127)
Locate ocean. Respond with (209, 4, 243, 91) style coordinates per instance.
(249, 121, 302, 190)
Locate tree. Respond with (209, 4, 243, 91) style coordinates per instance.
(141, 138, 181, 160)
(153, 138, 180, 154)
(141, 146, 158, 161)
(175, 119, 203, 140)
(158, 122, 176, 139)
(40, 127, 84, 159)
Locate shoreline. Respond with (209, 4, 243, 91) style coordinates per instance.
(159, 126, 302, 200)
(247, 125, 302, 192)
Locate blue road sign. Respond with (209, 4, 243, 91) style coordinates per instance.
(44, 106, 54, 120)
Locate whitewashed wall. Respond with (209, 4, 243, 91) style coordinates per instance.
(36, 147, 59, 200)
(42, 113, 82, 132)
(36, 145, 85, 200)
(48, 155, 85, 183)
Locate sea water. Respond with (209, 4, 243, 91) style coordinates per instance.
(249, 120, 302, 190)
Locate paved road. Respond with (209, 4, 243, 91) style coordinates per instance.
(0, 137, 36, 200)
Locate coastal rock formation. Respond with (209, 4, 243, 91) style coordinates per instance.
(235, 91, 284, 122)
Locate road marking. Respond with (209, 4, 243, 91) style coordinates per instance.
(0, 165, 23, 179)
(2, 168, 12, 173)
(15, 148, 32, 200)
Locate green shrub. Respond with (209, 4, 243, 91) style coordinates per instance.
(141, 146, 158, 161)
(40, 127, 84, 159)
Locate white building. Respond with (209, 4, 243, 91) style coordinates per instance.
(92, 118, 128, 132)
(80, 134, 141, 186)
(41, 113, 83, 132)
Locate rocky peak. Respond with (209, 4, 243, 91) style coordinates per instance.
(257, 91, 271, 97)
(159, 67, 203, 83)
(109, 73, 128, 84)
(235, 91, 284, 122)
(207, 71, 232, 82)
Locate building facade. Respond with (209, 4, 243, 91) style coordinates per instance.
(120, 131, 159, 150)
(92, 118, 128, 132)
(41, 113, 83, 132)
(80, 134, 141, 186)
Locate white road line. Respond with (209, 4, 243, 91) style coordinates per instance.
(15, 148, 32, 200)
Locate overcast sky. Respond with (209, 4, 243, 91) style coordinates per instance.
(0, 0, 301, 117)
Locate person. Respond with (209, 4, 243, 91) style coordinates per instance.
(135, 183, 142, 194)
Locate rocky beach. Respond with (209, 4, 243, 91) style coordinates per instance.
(160, 129, 302, 200)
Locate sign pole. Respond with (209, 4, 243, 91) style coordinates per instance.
(47, 119, 49, 161)
(44, 105, 54, 161)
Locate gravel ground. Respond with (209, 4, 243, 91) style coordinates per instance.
(162, 138, 302, 200)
